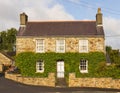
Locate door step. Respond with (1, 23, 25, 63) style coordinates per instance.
(56, 78, 67, 87)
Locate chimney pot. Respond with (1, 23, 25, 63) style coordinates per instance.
(97, 8, 101, 13)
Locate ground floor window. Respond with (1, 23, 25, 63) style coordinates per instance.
(79, 59, 88, 73)
(36, 60, 44, 73)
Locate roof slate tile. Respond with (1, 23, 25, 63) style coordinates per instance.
(17, 21, 104, 36)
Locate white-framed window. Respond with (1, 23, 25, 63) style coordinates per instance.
(36, 60, 44, 73)
(79, 59, 88, 73)
(79, 40, 88, 53)
(56, 40, 65, 53)
(36, 39, 44, 53)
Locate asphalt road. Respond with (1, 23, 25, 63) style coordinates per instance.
(0, 74, 120, 93)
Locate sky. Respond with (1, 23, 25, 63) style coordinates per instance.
(0, 0, 120, 49)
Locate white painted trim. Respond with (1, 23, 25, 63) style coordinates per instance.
(79, 40, 89, 53)
(57, 61, 64, 78)
(79, 60, 88, 73)
(20, 25, 26, 27)
(36, 61, 44, 73)
(36, 39, 45, 53)
(56, 40, 65, 53)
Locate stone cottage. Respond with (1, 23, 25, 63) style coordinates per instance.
(16, 8, 105, 79)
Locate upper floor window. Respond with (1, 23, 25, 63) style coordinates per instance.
(36, 39, 44, 53)
(36, 60, 44, 73)
(79, 59, 88, 73)
(79, 40, 88, 53)
(56, 40, 65, 53)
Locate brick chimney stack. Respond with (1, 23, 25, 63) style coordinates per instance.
(96, 8, 103, 26)
(20, 12, 28, 27)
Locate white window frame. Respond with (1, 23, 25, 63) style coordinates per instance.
(36, 61, 44, 73)
(79, 59, 88, 73)
(36, 39, 44, 53)
(56, 40, 65, 53)
(79, 40, 88, 53)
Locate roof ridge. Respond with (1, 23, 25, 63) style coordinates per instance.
(28, 20, 96, 23)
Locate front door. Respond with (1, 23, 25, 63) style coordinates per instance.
(57, 61, 64, 78)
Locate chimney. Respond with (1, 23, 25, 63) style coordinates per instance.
(96, 8, 103, 26)
(20, 12, 28, 27)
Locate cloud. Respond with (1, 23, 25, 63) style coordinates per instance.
(0, 0, 119, 49)
(0, 0, 74, 31)
(103, 17, 120, 49)
(24, 2, 74, 21)
(46, 4, 74, 20)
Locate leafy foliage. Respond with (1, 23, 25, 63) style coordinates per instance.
(15, 52, 108, 77)
(15, 52, 120, 78)
(0, 28, 17, 52)
(106, 46, 120, 66)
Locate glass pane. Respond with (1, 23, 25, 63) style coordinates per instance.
(80, 59, 88, 71)
(59, 46, 64, 51)
(57, 40, 64, 45)
(37, 40, 43, 45)
(36, 61, 43, 71)
(56, 40, 65, 52)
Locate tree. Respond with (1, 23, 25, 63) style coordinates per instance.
(106, 46, 120, 66)
(0, 31, 7, 50)
(6, 28, 17, 51)
(106, 46, 112, 54)
(0, 28, 17, 52)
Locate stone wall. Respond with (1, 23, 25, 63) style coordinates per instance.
(69, 73, 120, 89)
(5, 72, 55, 87)
(16, 37, 105, 54)
(0, 64, 3, 72)
(0, 53, 12, 66)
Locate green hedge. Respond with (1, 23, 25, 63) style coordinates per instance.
(15, 52, 120, 78)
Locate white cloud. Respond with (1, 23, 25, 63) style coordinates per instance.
(103, 17, 120, 49)
(46, 4, 74, 20)
(0, 0, 74, 31)
(24, 2, 74, 21)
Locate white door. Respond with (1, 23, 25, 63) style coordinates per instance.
(57, 61, 64, 78)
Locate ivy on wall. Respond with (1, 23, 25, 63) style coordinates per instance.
(15, 52, 120, 79)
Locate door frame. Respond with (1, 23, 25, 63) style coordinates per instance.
(56, 60, 65, 78)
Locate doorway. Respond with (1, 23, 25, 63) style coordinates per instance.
(57, 61, 64, 78)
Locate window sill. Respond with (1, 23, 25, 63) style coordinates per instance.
(80, 71, 88, 73)
(36, 71, 44, 73)
(36, 51, 45, 53)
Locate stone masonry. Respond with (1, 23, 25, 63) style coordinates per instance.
(16, 37, 105, 54)
(69, 73, 120, 89)
(5, 72, 55, 87)
(0, 53, 12, 66)
(5, 72, 120, 89)
(0, 64, 3, 72)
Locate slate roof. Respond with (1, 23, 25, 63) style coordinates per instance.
(17, 21, 104, 37)
(0, 52, 15, 61)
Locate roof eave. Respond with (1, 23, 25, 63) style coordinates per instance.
(16, 35, 104, 38)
